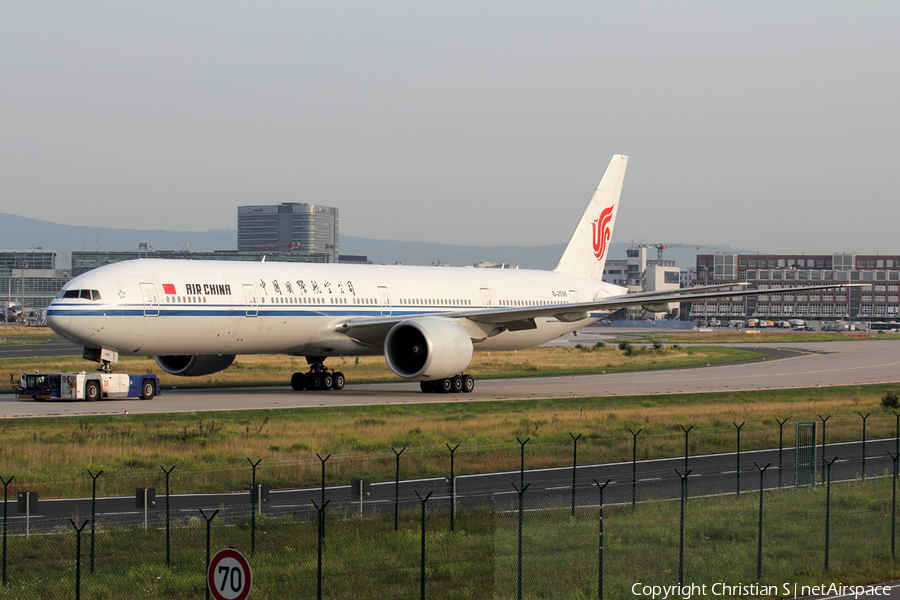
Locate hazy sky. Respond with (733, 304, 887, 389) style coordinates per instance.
(2, 2, 898, 254)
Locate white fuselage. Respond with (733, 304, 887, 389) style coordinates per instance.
(47, 259, 625, 359)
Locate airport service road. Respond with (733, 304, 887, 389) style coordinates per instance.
(1, 340, 899, 418)
(0, 336, 81, 360)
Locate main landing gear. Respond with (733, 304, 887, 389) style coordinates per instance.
(419, 374, 475, 394)
(291, 358, 345, 392)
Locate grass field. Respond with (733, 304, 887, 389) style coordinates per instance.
(625, 330, 900, 344)
(1, 382, 899, 498)
(2, 476, 899, 599)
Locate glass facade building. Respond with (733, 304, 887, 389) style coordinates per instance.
(238, 203, 339, 262)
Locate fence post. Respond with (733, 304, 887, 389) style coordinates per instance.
(310, 499, 329, 600)
(889, 451, 899, 559)
(629, 429, 642, 511)
(2, 475, 13, 586)
(446, 444, 459, 532)
(516, 437, 530, 487)
(818, 415, 830, 483)
(415, 491, 433, 600)
(775, 418, 787, 488)
(160, 466, 175, 566)
(893, 411, 900, 456)
(592, 479, 611, 600)
(824, 456, 837, 570)
(392, 447, 406, 531)
(733, 422, 744, 496)
(199, 508, 219, 600)
(69, 519, 89, 600)
(675, 468, 691, 587)
(511, 482, 530, 600)
(570, 433, 582, 515)
(754, 462, 770, 578)
(247, 458, 262, 555)
(317, 453, 331, 540)
(87, 470, 103, 574)
(680, 426, 693, 496)
(858, 413, 870, 479)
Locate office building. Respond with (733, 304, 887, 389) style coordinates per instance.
(238, 203, 339, 262)
(690, 253, 900, 323)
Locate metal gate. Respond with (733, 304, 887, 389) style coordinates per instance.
(795, 421, 817, 488)
(138, 283, 159, 317)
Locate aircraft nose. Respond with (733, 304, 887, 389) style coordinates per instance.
(45, 309, 72, 337)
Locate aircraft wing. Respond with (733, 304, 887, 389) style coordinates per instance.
(334, 282, 859, 342)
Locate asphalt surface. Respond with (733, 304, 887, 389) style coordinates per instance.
(1, 337, 898, 418)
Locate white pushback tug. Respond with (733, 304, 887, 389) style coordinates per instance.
(18, 371, 159, 401)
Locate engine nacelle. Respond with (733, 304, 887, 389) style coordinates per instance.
(384, 317, 473, 380)
(155, 354, 236, 377)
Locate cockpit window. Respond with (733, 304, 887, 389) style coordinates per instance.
(57, 289, 102, 301)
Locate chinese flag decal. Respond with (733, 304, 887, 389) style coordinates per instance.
(162, 284, 176, 295)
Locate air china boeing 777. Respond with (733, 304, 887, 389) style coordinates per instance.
(47, 155, 848, 395)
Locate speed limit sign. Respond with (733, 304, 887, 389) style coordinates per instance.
(207, 548, 252, 600)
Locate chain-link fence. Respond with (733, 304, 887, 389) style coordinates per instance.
(0, 452, 899, 599)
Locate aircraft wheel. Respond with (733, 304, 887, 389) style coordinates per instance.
(291, 372, 305, 391)
(332, 372, 345, 390)
(322, 374, 334, 390)
(450, 375, 463, 393)
(140, 379, 156, 400)
(439, 378, 453, 393)
(307, 373, 322, 390)
(85, 380, 100, 402)
(462, 374, 475, 393)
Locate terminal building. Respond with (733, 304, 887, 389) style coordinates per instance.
(602, 247, 681, 318)
(690, 253, 900, 323)
(237, 203, 339, 262)
(72, 250, 370, 277)
(0, 249, 71, 316)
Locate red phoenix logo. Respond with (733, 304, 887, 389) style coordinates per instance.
(591, 206, 614, 261)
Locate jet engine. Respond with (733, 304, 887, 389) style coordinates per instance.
(384, 317, 473, 380)
(155, 354, 236, 377)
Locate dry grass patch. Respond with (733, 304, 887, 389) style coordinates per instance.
(0, 383, 898, 498)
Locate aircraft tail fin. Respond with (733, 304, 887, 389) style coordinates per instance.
(553, 154, 628, 280)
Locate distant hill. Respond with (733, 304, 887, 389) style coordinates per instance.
(0, 212, 748, 270)
(0, 212, 235, 256)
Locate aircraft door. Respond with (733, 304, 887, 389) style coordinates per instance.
(139, 283, 160, 317)
(243, 284, 259, 317)
(568, 290, 579, 304)
(480, 288, 493, 308)
(378, 286, 392, 316)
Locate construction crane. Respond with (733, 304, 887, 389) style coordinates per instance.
(643, 243, 731, 262)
